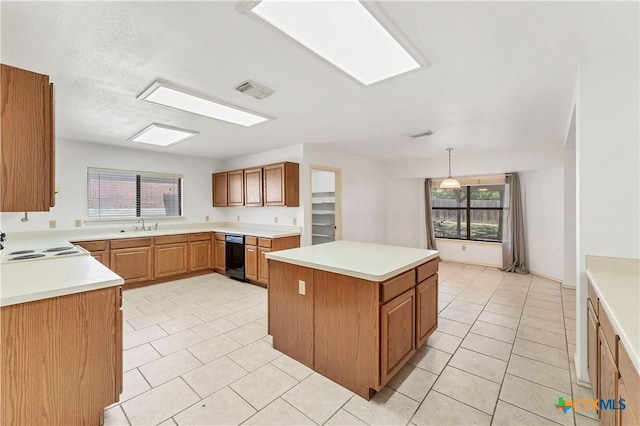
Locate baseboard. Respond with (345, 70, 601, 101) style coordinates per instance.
(562, 283, 576, 290)
(438, 258, 502, 269)
(529, 269, 562, 283)
(574, 353, 592, 388)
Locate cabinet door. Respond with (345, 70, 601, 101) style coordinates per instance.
(212, 172, 228, 207)
(110, 247, 153, 283)
(599, 329, 618, 425)
(115, 286, 123, 397)
(215, 240, 226, 273)
(619, 375, 640, 426)
(92, 251, 110, 268)
(258, 246, 271, 286)
(244, 167, 263, 207)
(227, 170, 244, 206)
(381, 288, 416, 386)
(155, 243, 188, 278)
(263, 163, 285, 206)
(245, 244, 258, 281)
(587, 300, 599, 400)
(190, 240, 212, 272)
(416, 275, 438, 348)
(1, 64, 55, 212)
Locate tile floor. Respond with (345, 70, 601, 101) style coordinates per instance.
(104, 262, 597, 426)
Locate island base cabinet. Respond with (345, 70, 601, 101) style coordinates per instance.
(1, 286, 122, 425)
(381, 288, 416, 386)
(599, 329, 618, 426)
(416, 275, 438, 348)
(587, 300, 600, 400)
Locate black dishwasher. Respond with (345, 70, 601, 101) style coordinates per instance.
(225, 234, 245, 281)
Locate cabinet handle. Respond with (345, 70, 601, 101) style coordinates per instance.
(119, 286, 123, 308)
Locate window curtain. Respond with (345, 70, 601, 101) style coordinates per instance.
(501, 172, 528, 274)
(424, 179, 437, 250)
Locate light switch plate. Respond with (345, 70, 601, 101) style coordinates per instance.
(49, 220, 56, 229)
(74, 219, 82, 228)
(298, 280, 306, 295)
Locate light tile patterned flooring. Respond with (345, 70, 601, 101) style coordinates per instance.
(105, 262, 597, 426)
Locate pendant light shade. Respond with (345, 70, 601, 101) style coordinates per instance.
(439, 148, 461, 189)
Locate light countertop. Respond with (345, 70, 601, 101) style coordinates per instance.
(265, 240, 439, 281)
(1, 255, 124, 307)
(586, 255, 640, 372)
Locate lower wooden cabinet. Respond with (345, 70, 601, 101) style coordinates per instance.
(245, 244, 258, 281)
(416, 274, 438, 348)
(214, 233, 226, 274)
(257, 246, 271, 285)
(618, 342, 640, 426)
(1, 286, 122, 425)
(190, 239, 212, 272)
(154, 243, 188, 278)
(110, 247, 153, 283)
(381, 288, 416, 385)
(588, 300, 600, 400)
(600, 329, 618, 426)
(73, 240, 110, 268)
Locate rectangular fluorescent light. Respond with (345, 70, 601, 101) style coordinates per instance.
(138, 81, 270, 127)
(128, 123, 198, 146)
(250, 0, 422, 85)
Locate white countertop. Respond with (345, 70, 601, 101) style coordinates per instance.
(1, 255, 124, 307)
(586, 255, 640, 372)
(265, 240, 439, 281)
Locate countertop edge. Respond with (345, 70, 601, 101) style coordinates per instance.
(586, 269, 640, 373)
(69, 228, 301, 242)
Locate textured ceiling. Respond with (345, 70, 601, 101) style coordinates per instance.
(1, 1, 637, 161)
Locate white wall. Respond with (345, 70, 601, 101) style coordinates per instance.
(521, 167, 564, 281)
(302, 144, 386, 246)
(385, 178, 425, 249)
(311, 170, 335, 193)
(217, 145, 304, 228)
(563, 108, 577, 288)
(0, 139, 222, 232)
(436, 239, 503, 267)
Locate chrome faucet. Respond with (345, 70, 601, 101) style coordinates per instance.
(137, 217, 146, 231)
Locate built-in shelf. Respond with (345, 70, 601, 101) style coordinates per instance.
(312, 191, 336, 245)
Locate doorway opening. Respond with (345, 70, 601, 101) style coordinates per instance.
(310, 166, 342, 245)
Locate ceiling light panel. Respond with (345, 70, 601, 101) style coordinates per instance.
(138, 82, 269, 127)
(250, 0, 421, 85)
(128, 123, 198, 146)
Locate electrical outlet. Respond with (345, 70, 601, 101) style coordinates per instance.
(236, 215, 240, 222)
(298, 280, 306, 295)
(49, 220, 56, 229)
(292, 217, 297, 225)
(274, 217, 278, 224)
(74, 219, 82, 228)
(462, 245, 466, 251)
(205, 215, 210, 222)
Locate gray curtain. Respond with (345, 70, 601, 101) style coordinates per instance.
(502, 173, 528, 274)
(424, 179, 437, 250)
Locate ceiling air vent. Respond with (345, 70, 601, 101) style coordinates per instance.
(234, 80, 275, 100)
(404, 130, 434, 140)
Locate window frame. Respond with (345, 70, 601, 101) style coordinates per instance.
(432, 185, 505, 243)
(87, 167, 184, 220)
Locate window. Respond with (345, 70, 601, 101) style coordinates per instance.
(432, 184, 506, 242)
(88, 168, 182, 219)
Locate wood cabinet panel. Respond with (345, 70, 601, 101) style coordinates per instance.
(263, 162, 299, 207)
(110, 238, 152, 250)
(245, 236, 257, 246)
(588, 281, 599, 317)
(214, 239, 226, 274)
(212, 172, 228, 207)
(74, 240, 107, 252)
(619, 375, 639, 426)
(244, 167, 263, 207)
(190, 240, 212, 272)
(599, 306, 618, 363)
(227, 170, 244, 206)
(245, 244, 258, 281)
(381, 288, 416, 386)
(381, 270, 415, 304)
(1, 64, 55, 212)
(416, 274, 438, 348)
(599, 329, 618, 426)
(258, 238, 272, 248)
(154, 234, 188, 245)
(258, 246, 271, 285)
(416, 259, 438, 283)
(268, 262, 314, 367)
(618, 341, 640, 425)
(587, 299, 600, 400)
(92, 251, 110, 268)
(110, 247, 153, 283)
(1, 286, 121, 425)
(154, 243, 188, 278)
(189, 232, 211, 242)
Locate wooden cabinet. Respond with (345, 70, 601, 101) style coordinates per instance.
(587, 300, 600, 400)
(244, 167, 263, 207)
(258, 246, 271, 286)
(381, 288, 416, 385)
(74, 240, 110, 268)
(416, 274, 438, 348)
(245, 243, 258, 281)
(263, 162, 299, 207)
(214, 233, 226, 274)
(600, 328, 618, 426)
(212, 172, 228, 207)
(618, 342, 640, 426)
(189, 233, 212, 272)
(154, 234, 188, 278)
(1, 286, 122, 425)
(110, 238, 153, 283)
(1, 64, 55, 212)
(227, 170, 244, 206)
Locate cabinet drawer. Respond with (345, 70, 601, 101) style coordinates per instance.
(381, 270, 416, 304)
(588, 281, 599, 317)
(599, 306, 618, 363)
(155, 234, 188, 245)
(189, 233, 211, 242)
(416, 259, 438, 283)
(73, 240, 107, 252)
(618, 341, 640, 421)
(258, 238, 272, 248)
(214, 233, 225, 241)
(110, 238, 152, 249)
(246, 236, 257, 246)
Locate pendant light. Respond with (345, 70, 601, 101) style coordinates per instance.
(439, 148, 461, 189)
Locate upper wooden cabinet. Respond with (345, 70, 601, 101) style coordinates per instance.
(1, 64, 55, 212)
(244, 167, 263, 207)
(212, 172, 228, 207)
(227, 169, 244, 206)
(264, 162, 299, 207)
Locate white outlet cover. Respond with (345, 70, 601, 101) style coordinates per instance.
(298, 280, 306, 295)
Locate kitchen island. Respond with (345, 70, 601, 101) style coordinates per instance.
(266, 240, 439, 399)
